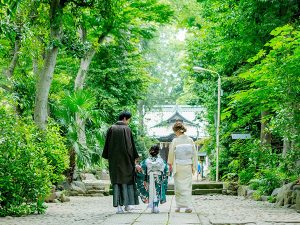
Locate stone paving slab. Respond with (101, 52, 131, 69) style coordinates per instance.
(194, 195, 300, 225)
(0, 195, 300, 225)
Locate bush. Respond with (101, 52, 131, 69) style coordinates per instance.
(0, 110, 50, 216)
(280, 148, 300, 182)
(38, 121, 69, 184)
(222, 159, 240, 181)
(0, 105, 68, 216)
(249, 168, 284, 195)
(238, 167, 256, 185)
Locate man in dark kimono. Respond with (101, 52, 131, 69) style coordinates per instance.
(102, 111, 139, 213)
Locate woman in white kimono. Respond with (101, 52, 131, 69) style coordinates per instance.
(168, 121, 197, 213)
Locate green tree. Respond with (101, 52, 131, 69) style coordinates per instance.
(184, 0, 300, 181)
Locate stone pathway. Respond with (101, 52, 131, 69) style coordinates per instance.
(1, 195, 300, 225)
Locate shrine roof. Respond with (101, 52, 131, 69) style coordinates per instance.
(157, 133, 197, 142)
(153, 110, 197, 128)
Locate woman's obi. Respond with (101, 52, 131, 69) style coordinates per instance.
(174, 144, 193, 165)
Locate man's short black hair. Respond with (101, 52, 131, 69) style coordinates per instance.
(118, 111, 132, 120)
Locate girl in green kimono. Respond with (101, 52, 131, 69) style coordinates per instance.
(135, 145, 169, 213)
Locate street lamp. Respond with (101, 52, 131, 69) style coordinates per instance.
(193, 66, 221, 182)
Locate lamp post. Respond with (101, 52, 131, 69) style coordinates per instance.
(193, 66, 221, 182)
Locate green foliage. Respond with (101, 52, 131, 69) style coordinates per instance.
(38, 122, 69, 184)
(249, 168, 284, 195)
(184, 0, 300, 188)
(87, 41, 153, 123)
(233, 25, 300, 141)
(0, 0, 173, 216)
(252, 191, 262, 201)
(280, 148, 300, 181)
(13, 71, 36, 116)
(0, 102, 50, 216)
(220, 138, 294, 194)
(142, 26, 187, 107)
(267, 196, 276, 203)
(223, 25, 300, 185)
(238, 168, 256, 185)
(0, 91, 68, 216)
(135, 136, 158, 160)
(55, 90, 105, 169)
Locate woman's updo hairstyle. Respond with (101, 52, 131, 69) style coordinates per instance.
(172, 121, 187, 134)
(149, 145, 160, 157)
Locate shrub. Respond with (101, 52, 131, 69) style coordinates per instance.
(38, 121, 69, 184)
(0, 109, 51, 216)
(238, 167, 256, 185)
(256, 168, 284, 195)
(267, 196, 276, 203)
(280, 148, 300, 182)
(0, 105, 68, 216)
(252, 191, 262, 201)
(249, 178, 261, 190)
(222, 159, 240, 181)
(249, 168, 284, 195)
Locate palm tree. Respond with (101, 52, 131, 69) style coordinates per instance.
(55, 90, 107, 182)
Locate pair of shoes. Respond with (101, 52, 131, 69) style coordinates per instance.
(175, 208, 180, 213)
(152, 206, 160, 214)
(124, 205, 134, 212)
(185, 208, 192, 213)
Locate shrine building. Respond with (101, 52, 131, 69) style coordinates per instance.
(143, 105, 208, 162)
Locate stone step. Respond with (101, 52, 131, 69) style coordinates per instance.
(192, 183, 223, 189)
(86, 190, 104, 194)
(166, 189, 223, 195)
(167, 183, 223, 190)
(192, 188, 223, 195)
(109, 183, 224, 195)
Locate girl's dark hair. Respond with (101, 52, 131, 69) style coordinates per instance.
(118, 111, 132, 120)
(149, 145, 160, 157)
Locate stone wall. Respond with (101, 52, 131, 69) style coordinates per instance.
(66, 170, 110, 197)
(45, 185, 70, 203)
(275, 182, 300, 211)
(222, 182, 238, 195)
(226, 181, 300, 212)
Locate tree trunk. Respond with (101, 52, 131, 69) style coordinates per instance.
(74, 48, 96, 148)
(65, 147, 76, 183)
(69, 29, 110, 181)
(74, 49, 96, 90)
(260, 111, 271, 145)
(6, 35, 21, 79)
(34, 0, 63, 130)
(282, 138, 290, 157)
(32, 57, 39, 76)
(74, 30, 109, 146)
(137, 100, 145, 136)
(1, 26, 22, 92)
